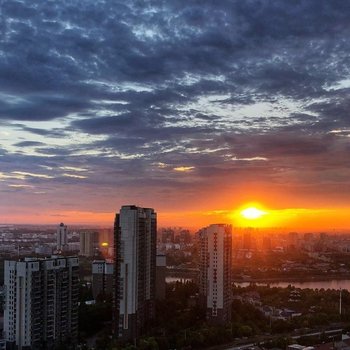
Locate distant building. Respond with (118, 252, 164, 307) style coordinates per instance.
(67, 242, 80, 252)
(34, 244, 53, 255)
(80, 231, 99, 257)
(304, 232, 314, 241)
(160, 228, 175, 244)
(56, 223, 68, 252)
(99, 228, 113, 244)
(175, 230, 192, 245)
(319, 232, 328, 240)
(199, 224, 232, 325)
(243, 231, 252, 250)
(99, 228, 114, 257)
(262, 236, 272, 251)
(114, 205, 157, 342)
(92, 260, 114, 300)
(156, 254, 166, 300)
(4, 256, 79, 349)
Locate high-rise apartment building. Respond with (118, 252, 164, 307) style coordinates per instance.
(114, 205, 157, 342)
(199, 224, 232, 324)
(56, 223, 68, 252)
(92, 260, 114, 300)
(79, 231, 99, 257)
(155, 254, 166, 300)
(4, 256, 79, 349)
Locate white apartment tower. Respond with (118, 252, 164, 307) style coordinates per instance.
(199, 224, 232, 324)
(4, 256, 79, 350)
(114, 205, 157, 342)
(56, 223, 68, 252)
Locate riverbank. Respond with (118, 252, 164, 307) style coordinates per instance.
(235, 278, 350, 290)
(234, 274, 350, 283)
(166, 271, 350, 288)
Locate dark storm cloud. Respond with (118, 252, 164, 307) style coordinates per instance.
(1, 0, 349, 120)
(13, 125, 68, 138)
(2, 0, 350, 213)
(308, 97, 350, 127)
(72, 112, 213, 141)
(0, 94, 92, 121)
(35, 147, 74, 156)
(14, 141, 45, 147)
(227, 133, 332, 158)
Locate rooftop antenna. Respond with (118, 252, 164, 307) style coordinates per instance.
(339, 288, 342, 315)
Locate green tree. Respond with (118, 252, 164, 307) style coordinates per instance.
(139, 337, 159, 350)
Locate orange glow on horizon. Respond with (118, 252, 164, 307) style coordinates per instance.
(160, 206, 350, 231)
(230, 204, 350, 230)
(3, 206, 350, 231)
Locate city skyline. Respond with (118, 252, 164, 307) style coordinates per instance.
(1, 1, 350, 229)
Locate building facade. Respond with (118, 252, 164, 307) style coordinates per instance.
(114, 205, 157, 342)
(155, 254, 166, 300)
(199, 224, 232, 324)
(99, 229, 114, 257)
(4, 256, 79, 350)
(56, 223, 68, 253)
(92, 260, 114, 300)
(79, 231, 99, 257)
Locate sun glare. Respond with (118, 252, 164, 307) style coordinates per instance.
(241, 207, 266, 220)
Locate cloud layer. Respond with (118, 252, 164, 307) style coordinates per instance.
(1, 0, 350, 224)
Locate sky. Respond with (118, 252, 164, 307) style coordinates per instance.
(1, 0, 350, 229)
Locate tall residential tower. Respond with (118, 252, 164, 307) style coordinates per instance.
(79, 231, 99, 257)
(199, 224, 232, 324)
(56, 223, 68, 253)
(114, 205, 157, 342)
(4, 256, 79, 349)
(92, 260, 114, 300)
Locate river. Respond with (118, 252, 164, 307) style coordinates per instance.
(166, 277, 350, 290)
(235, 279, 350, 290)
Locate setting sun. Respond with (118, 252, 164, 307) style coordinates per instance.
(241, 207, 266, 220)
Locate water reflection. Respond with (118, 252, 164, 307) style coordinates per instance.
(235, 280, 350, 290)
